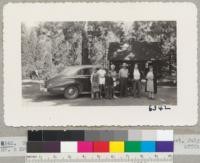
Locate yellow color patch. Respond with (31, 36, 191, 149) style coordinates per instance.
(109, 141, 124, 153)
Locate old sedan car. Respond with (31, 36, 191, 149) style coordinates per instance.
(43, 65, 101, 99)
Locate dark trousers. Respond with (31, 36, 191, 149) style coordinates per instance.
(99, 84, 105, 98)
(105, 86, 113, 99)
(120, 78, 128, 97)
(133, 80, 141, 97)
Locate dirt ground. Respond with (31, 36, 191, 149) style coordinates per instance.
(22, 80, 177, 107)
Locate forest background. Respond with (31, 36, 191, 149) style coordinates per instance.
(21, 21, 176, 79)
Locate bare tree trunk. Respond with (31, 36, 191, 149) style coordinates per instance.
(81, 22, 90, 65)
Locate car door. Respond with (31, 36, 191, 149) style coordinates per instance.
(77, 68, 92, 93)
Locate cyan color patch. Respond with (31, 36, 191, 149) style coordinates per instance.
(141, 141, 156, 152)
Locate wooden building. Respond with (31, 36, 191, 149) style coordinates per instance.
(108, 41, 167, 80)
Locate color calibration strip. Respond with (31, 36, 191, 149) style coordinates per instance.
(27, 140, 173, 153)
(27, 130, 173, 153)
(28, 130, 173, 141)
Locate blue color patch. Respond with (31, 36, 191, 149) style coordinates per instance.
(141, 141, 156, 152)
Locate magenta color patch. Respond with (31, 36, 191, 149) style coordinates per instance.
(78, 141, 93, 152)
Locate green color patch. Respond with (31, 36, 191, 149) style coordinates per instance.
(125, 141, 141, 152)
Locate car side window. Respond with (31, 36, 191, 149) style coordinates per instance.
(77, 69, 83, 75)
(77, 68, 92, 76)
(89, 68, 93, 75)
(83, 68, 91, 75)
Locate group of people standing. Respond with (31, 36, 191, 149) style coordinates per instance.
(90, 62, 156, 100)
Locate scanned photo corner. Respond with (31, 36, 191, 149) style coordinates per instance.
(3, 2, 198, 126)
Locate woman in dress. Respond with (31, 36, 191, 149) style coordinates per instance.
(146, 66, 154, 99)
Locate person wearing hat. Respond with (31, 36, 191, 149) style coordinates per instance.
(119, 63, 129, 97)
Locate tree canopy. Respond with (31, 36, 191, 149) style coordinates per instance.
(21, 21, 176, 79)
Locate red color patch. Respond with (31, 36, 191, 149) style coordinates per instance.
(93, 141, 109, 152)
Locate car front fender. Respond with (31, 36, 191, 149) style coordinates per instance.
(58, 80, 83, 92)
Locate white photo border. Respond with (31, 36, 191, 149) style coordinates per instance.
(3, 2, 198, 126)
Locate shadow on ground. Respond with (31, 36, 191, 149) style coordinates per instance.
(22, 81, 177, 107)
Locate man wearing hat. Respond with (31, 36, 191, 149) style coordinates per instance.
(119, 63, 129, 97)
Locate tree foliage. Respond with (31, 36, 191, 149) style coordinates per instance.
(131, 21, 176, 56)
(21, 21, 176, 79)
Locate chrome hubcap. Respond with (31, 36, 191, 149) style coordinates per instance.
(68, 88, 74, 94)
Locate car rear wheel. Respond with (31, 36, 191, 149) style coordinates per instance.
(64, 85, 79, 99)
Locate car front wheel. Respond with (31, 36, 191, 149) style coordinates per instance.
(64, 85, 79, 99)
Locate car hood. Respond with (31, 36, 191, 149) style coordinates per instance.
(46, 75, 75, 88)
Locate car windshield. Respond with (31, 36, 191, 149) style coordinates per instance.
(58, 66, 99, 76)
(59, 67, 80, 76)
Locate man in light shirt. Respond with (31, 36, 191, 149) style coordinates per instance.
(97, 66, 106, 98)
(119, 63, 129, 97)
(133, 63, 141, 97)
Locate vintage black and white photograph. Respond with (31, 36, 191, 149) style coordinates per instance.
(3, 3, 197, 126)
(21, 21, 177, 107)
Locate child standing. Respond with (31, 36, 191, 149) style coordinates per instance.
(97, 66, 106, 98)
(90, 68, 100, 99)
(146, 66, 154, 99)
(110, 64, 118, 99)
